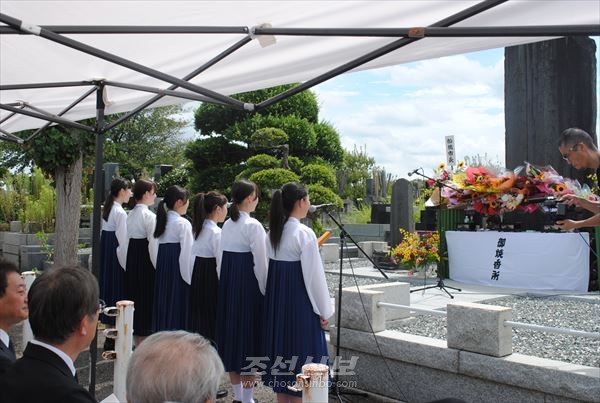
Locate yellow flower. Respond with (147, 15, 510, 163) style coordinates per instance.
(555, 183, 566, 193)
(438, 163, 446, 171)
(457, 161, 465, 169)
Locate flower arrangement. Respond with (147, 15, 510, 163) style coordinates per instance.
(427, 161, 595, 216)
(389, 228, 440, 270)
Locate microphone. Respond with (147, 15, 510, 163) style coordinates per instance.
(408, 168, 420, 177)
(308, 203, 336, 213)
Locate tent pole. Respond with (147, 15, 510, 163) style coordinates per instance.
(0, 25, 249, 35)
(0, 104, 24, 125)
(0, 13, 247, 110)
(0, 103, 95, 132)
(103, 35, 252, 133)
(0, 81, 93, 91)
(25, 86, 97, 142)
(256, 0, 509, 111)
(103, 80, 226, 104)
(89, 83, 106, 397)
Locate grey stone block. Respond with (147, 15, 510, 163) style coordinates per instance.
(20, 252, 46, 271)
(459, 351, 600, 402)
(337, 286, 385, 332)
(79, 227, 92, 238)
(3, 244, 20, 255)
(447, 302, 512, 357)
(332, 327, 457, 374)
(357, 241, 373, 258)
(20, 245, 42, 254)
(320, 243, 339, 263)
(339, 347, 546, 403)
(3, 232, 27, 245)
(361, 282, 410, 321)
(9, 221, 21, 232)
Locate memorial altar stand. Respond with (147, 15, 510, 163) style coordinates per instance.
(446, 230, 590, 292)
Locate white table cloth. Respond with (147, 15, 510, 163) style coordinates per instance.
(446, 231, 589, 292)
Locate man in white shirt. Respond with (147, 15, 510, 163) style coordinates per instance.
(0, 259, 28, 374)
(0, 266, 98, 402)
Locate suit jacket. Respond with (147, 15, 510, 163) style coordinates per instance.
(0, 343, 97, 403)
(0, 338, 16, 374)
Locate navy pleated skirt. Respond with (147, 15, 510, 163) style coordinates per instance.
(214, 251, 264, 373)
(152, 243, 189, 332)
(189, 256, 218, 341)
(124, 238, 155, 336)
(262, 260, 329, 396)
(99, 230, 125, 325)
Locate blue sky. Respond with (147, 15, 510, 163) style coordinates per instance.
(313, 37, 600, 179)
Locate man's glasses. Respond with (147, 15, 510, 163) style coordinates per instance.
(562, 143, 580, 161)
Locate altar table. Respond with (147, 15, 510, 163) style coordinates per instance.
(446, 231, 589, 292)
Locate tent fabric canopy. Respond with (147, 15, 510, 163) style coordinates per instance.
(1, 0, 599, 133)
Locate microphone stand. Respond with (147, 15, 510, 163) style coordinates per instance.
(320, 206, 388, 401)
(408, 169, 462, 298)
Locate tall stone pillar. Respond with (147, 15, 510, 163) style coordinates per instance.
(390, 179, 414, 247)
(505, 37, 596, 184)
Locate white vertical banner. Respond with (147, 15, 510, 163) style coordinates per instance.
(445, 135, 456, 167)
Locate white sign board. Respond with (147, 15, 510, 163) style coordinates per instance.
(445, 135, 456, 167)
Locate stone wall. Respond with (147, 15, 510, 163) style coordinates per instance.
(332, 283, 600, 402)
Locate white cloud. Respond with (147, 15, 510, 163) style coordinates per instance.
(314, 52, 506, 178)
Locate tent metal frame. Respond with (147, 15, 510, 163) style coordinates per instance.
(0, 0, 599, 397)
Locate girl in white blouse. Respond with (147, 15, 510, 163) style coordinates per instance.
(100, 177, 131, 328)
(189, 191, 228, 341)
(124, 179, 157, 347)
(152, 185, 192, 331)
(214, 180, 267, 403)
(263, 182, 332, 403)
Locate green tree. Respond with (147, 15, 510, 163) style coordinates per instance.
(188, 84, 344, 193)
(103, 105, 189, 179)
(338, 145, 376, 201)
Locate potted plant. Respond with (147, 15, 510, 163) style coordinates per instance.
(389, 228, 440, 277)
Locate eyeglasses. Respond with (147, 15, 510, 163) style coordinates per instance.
(562, 143, 580, 161)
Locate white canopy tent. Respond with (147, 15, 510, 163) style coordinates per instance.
(1, 1, 599, 397)
(1, 0, 599, 134)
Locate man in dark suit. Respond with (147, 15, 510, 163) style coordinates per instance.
(0, 266, 99, 403)
(0, 259, 28, 374)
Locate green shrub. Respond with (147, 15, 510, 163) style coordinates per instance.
(249, 168, 300, 222)
(306, 184, 343, 207)
(301, 164, 337, 189)
(287, 156, 304, 175)
(157, 167, 190, 196)
(250, 128, 289, 149)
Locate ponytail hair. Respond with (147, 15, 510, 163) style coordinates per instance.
(230, 179, 259, 222)
(192, 191, 228, 239)
(154, 185, 189, 238)
(269, 182, 307, 252)
(103, 177, 131, 221)
(132, 179, 157, 204)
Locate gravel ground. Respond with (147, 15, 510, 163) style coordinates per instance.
(389, 295, 600, 368)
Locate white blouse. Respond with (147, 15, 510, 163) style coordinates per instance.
(266, 217, 333, 319)
(191, 219, 222, 271)
(127, 204, 158, 269)
(220, 211, 268, 294)
(156, 210, 194, 285)
(102, 201, 128, 270)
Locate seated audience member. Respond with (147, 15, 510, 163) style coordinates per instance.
(126, 330, 224, 403)
(0, 266, 99, 403)
(0, 259, 28, 373)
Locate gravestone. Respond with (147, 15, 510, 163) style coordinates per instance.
(390, 179, 414, 247)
